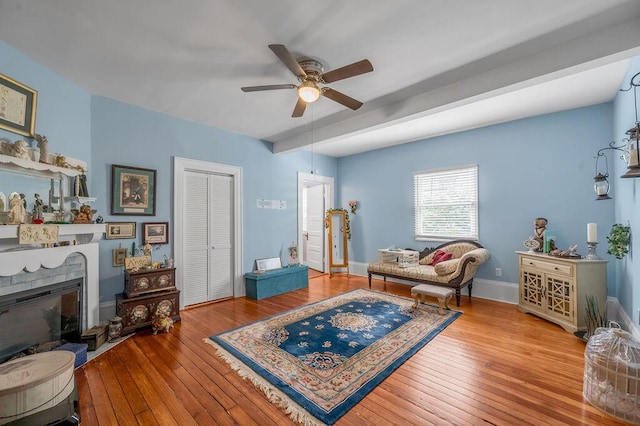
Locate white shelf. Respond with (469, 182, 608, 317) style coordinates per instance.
(66, 196, 97, 204)
(0, 153, 84, 178)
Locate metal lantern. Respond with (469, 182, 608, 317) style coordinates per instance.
(594, 172, 611, 200)
(622, 123, 640, 178)
(621, 71, 640, 178)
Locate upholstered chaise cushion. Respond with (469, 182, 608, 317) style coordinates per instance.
(434, 259, 458, 275)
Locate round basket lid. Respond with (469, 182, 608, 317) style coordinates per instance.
(0, 351, 75, 395)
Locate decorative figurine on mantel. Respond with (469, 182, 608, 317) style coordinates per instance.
(71, 204, 97, 224)
(8, 193, 25, 224)
(34, 134, 49, 164)
(533, 217, 548, 252)
(8, 140, 30, 160)
(33, 193, 44, 223)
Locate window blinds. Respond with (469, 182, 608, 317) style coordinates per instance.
(413, 165, 478, 241)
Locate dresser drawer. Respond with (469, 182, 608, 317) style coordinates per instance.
(520, 257, 573, 276)
(116, 290, 180, 334)
(125, 267, 176, 297)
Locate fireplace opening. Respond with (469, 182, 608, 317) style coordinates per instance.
(0, 279, 83, 363)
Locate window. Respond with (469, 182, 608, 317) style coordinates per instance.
(413, 165, 478, 241)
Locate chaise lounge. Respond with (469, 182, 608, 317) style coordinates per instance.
(367, 240, 490, 306)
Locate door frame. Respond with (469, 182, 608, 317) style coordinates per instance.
(174, 157, 244, 308)
(297, 172, 333, 272)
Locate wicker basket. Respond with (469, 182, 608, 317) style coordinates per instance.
(583, 327, 640, 424)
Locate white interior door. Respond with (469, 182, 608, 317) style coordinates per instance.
(297, 172, 333, 274)
(209, 174, 233, 300)
(306, 184, 324, 271)
(182, 170, 233, 305)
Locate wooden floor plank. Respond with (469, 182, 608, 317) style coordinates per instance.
(75, 276, 629, 425)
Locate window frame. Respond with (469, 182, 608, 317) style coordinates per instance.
(413, 164, 479, 242)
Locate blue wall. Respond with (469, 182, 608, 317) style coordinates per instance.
(90, 97, 337, 302)
(612, 57, 640, 324)
(0, 42, 91, 170)
(337, 104, 616, 287)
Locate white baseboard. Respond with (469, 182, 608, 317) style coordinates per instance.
(351, 262, 518, 304)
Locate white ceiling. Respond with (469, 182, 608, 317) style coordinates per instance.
(1, 0, 640, 157)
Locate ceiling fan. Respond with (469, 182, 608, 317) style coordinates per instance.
(241, 44, 373, 117)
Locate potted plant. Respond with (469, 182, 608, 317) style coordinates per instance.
(583, 294, 607, 341)
(606, 224, 631, 259)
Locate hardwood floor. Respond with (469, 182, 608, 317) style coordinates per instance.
(75, 275, 628, 425)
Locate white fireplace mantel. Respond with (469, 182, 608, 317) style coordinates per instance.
(0, 223, 105, 329)
(0, 223, 104, 248)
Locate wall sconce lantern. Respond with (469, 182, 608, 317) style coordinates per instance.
(620, 71, 640, 178)
(593, 172, 610, 200)
(593, 142, 625, 200)
(592, 72, 640, 199)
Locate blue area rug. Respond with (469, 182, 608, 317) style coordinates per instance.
(205, 288, 460, 425)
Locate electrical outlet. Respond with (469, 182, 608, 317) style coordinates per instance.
(495, 268, 502, 277)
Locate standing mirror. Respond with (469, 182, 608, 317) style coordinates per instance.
(327, 209, 349, 276)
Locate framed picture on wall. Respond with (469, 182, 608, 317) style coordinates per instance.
(142, 222, 168, 244)
(112, 248, 128, 267)
(0, 73, 38, 137)
(105, 222, 136, 239)
(111, 164, 156, 216)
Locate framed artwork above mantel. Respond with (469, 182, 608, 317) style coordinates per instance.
(0, 73, 38, 137)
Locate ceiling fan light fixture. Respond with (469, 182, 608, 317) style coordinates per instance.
(298, 81, 320, 103)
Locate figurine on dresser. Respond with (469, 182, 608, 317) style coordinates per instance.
(533, 217, 547, 252)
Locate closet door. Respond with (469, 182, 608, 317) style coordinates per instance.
(182, 171, 233, 305)
(209, 174, 233, 300)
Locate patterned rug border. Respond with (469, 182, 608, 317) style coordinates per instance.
(204, 288, 461, 425)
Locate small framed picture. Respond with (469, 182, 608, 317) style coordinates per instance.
(256, 257, 282, 271)
(105, 222, 136, 239)
(112, 248, 128, 267)
(288, 245, 299, 265)
(111, 164, 156, 216)
(0, 73, 38, 137)
(142, 222, 169, 244)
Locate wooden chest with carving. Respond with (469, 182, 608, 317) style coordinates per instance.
(125, 267, 176, 297)
(116, 290, 180, 334)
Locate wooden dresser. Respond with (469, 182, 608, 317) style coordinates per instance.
(517, 251, 607, 333)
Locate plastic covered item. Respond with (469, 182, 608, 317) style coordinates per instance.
(584, 327, 640, 424)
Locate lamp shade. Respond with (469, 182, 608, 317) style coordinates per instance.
(298, 82, 320, 103)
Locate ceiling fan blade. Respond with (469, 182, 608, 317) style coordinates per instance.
(292, 97, 306, 117)
(322, 88, 363, 110)
(321, 59, 373, 83)
(269, 44, 306, 79)
(241, 84, 296, 92)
